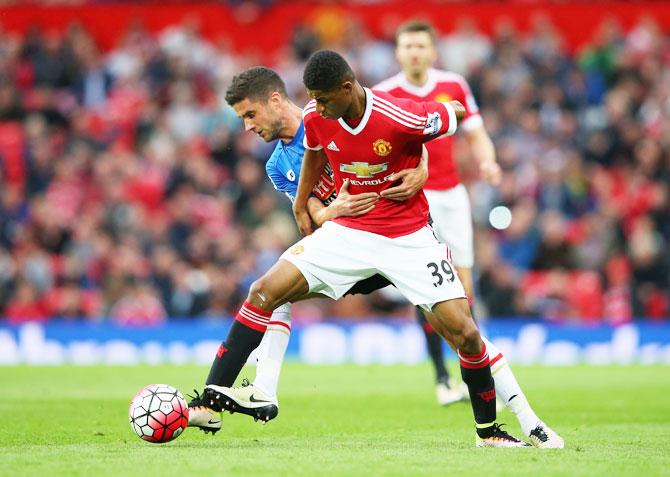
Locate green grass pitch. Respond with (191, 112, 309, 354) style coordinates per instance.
(1, 364, 668, 476)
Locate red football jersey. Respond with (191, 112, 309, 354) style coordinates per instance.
(374, 69, 482, 190)
(302, 88, 458, 238)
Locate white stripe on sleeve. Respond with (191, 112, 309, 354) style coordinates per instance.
(442, 102, 458, 136)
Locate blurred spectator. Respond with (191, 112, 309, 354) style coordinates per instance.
(109, 278, 166, 326)
(531, 211, 577, 270)
(74, 43, 112, 110)
(439, 17, 492, 76)
(602, 256, 633, 325)
(0, 9, 667, 324)
(497, 200, 540, 271)
(628, 215, 669, 318)
(478, 263, 521, 318)
(5, 279, 47, 324)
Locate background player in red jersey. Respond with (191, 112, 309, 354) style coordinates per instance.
(373, 22, 563, 447)
(375, 20, 501, 406)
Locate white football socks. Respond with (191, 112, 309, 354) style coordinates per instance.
(253, 302, 291, 399)
(482, 336, 540, 435)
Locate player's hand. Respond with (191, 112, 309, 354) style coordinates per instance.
(332, 179, 379, 217)
(292, 204, 314, 236)
(380, 165, 428, 202)
(479, 160, 502, 186)
(448, 100, 466, 122)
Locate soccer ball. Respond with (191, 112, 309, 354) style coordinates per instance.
(129, 384, 189, 443)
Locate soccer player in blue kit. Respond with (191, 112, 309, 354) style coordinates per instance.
(187, 65, 562, 448)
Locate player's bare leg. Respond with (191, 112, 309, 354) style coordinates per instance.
(418, 308, 464, 406)
(454, 265, 503, 410)
(454, 266, 474, 302)
(245, 259, 312, 310)
(428, 298, 529, 447)
(420, 266, 473, 406)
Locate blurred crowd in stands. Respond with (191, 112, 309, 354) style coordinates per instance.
(0, 9, 667, 325)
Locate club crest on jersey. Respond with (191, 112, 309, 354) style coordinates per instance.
(290, 244, 304, 255)
(372, 139, 392, 157)
(339, 161, 388, 178)
(423, 112, 442, 135)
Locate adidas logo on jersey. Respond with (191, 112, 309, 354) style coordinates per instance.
(327, 141, 340, 151)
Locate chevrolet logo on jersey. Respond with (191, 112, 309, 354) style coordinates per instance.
(339, 162, 389, 178)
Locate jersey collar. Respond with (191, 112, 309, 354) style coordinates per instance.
(338, 87, 373, 135)
(398, 68, 437, 97)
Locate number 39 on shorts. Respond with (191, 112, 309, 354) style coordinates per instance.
(426, 260, 455, 287)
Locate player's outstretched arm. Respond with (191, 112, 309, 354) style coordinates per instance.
(308, 179, 379, 226)
(466, 125, 501, 186)
(293, 148, 328, 236)
(380, 145, 429, 201)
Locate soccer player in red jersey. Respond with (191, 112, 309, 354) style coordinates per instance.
(297, 50, 525, 447)
(196, 65, 562, 448)
(198, 50, 527, 447)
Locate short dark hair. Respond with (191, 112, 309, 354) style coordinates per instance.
(225, 66, 287, 106)
(303, 50, 354, 92)
(395, 19, 437, 45)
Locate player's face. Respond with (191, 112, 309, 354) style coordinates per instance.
(395, 31, 437, 76)
(308, 83, 352, 119)
(233, 95, 283, 142)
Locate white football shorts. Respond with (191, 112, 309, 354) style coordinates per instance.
(280, 221, 466, 311)
(424, 184, 474, 268)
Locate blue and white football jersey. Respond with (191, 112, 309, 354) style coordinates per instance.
(266, 122, 336, 204)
